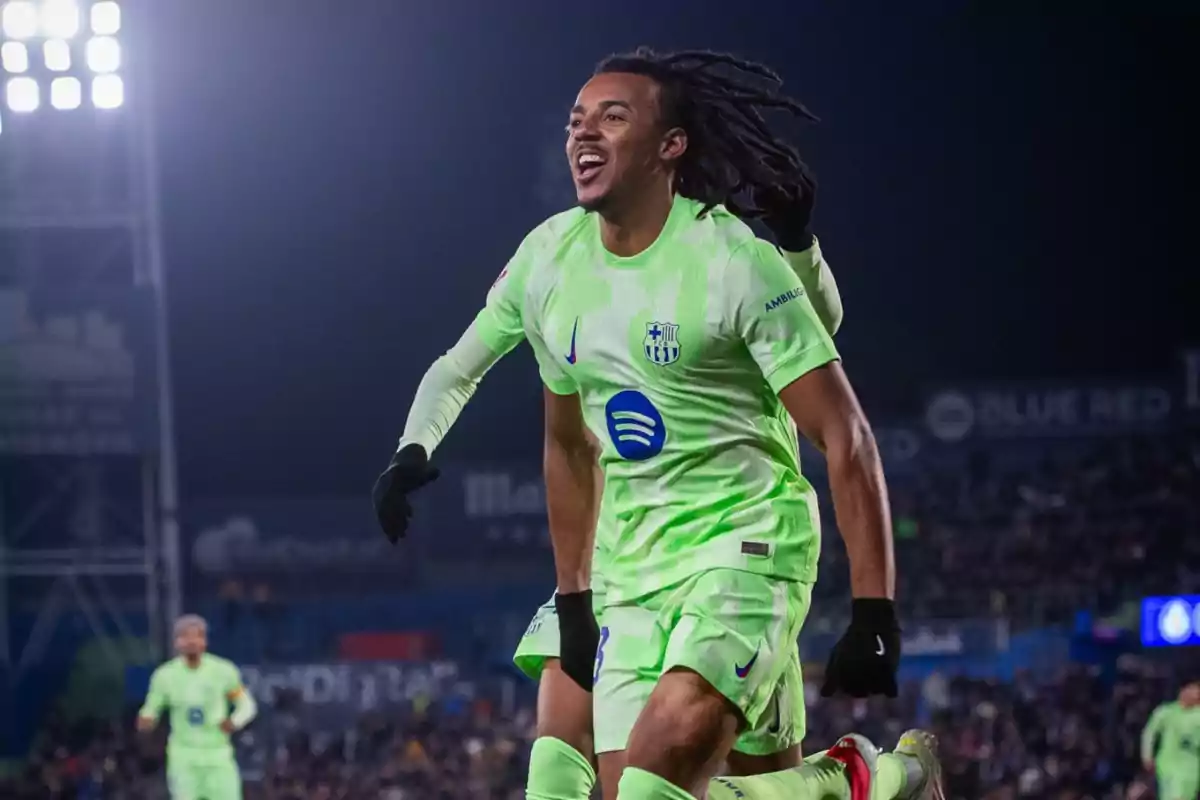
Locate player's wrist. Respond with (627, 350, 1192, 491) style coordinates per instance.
(850, 598, 899, 630)
(554, 589, 593, 617)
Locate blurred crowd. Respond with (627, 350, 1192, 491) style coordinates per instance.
(5, 653, 1195, 800)
(815, 436, 1200, 625)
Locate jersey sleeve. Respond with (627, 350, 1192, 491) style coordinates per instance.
(528, 325, 577, 396)
(139, 666, 168, 720)
(473, 234, 537, 358)
(223, 661, 246, 699)
(725, 238, 840, 393)
(781, 236, 843, 336)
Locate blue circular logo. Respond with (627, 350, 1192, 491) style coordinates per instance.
(605, 390, 666, 460)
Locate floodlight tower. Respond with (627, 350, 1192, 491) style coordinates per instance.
(0, 0, 180, 728)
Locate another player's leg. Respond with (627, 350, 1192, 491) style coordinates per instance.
(516, 596, 598, 800)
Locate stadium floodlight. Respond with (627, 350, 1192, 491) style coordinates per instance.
(38, 0, 79, 40)
(2, 1, 38, 40)
(6, 75, 38, 111)
(89, 0, 118, 35)
(91, 72, 120, 108)
(85, 35, 117, 73)
(1, 40, 28, 72)
(43, 38, 69, 71)
(50, 74, 78, 109)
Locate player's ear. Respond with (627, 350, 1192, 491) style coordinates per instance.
(660, 127, 687, 164)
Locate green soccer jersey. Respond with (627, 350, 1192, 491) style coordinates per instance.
(475, 194, 839, 602)
(1143, 701, 1200, 767)
(140, 654, 245, 761)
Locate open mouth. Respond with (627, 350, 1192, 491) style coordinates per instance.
(575, 151, 607, 184)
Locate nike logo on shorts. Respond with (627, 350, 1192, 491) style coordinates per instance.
(735, 650, 759, 678)
(766, 693, 781, 735)
(875, 635, 886, 656)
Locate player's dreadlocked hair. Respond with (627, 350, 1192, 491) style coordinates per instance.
(595, 47, 817, 219)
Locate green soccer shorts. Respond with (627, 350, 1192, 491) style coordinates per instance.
(167, 754, 242, 800)
(514, 569, 811, 757)
(1157, 765, 1200, 800)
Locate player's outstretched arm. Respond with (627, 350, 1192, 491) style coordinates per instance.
(374, 239, 530, 543)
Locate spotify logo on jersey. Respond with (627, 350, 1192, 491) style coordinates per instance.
(605, 390, 666, 460)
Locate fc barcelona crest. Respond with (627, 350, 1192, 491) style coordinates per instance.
(644, 322, 681, 366)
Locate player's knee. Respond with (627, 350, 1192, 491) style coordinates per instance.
(626, 669, 739, 780)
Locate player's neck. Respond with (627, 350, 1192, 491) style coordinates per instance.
(598, 180, 675, 258)
(183, 654, 202, 669)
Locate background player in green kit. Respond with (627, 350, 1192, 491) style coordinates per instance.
(1141, 680, 1200, 800)
(374, 48, 943, 800)
(137, 615, 257, 800)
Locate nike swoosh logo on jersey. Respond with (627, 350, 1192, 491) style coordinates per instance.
(564, 316, 578, 364)
(565, 317, 579, 364)
(735, 650, 759, 679)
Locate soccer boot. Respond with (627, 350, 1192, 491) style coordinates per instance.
(826, 733, 879, 800)
(894, 729, 944, 800)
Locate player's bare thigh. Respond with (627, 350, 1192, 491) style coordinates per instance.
(537, 658, 596, 763)
(624, 666, 741, 795)
(598, 720, 800, 799)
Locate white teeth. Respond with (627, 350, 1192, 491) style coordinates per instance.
(578, 153, 604, 167)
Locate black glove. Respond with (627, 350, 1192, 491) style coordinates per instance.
(753, 156, 817, 253)
(821, 598, 901, 698)
(372, 443, 439, 543)
(555, 590, 600, 692)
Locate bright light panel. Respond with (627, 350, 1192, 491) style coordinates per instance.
(85, 35, 118, 73)
(90, 1, 118, 35)
(39, 0, 79, 40)
(43, 38, 69, 71)
(1, 40, 28, 73)
(91, 72, 121, 108)
(50, 74, 79, 109)
(2, 2, 38, 39)
(6, 75, 38, 111)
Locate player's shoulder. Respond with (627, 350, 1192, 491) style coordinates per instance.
(679, 199, 758, 255)
(518, 207, 591, 261)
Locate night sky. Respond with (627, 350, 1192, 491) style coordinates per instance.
(149, 0, 1196, 500)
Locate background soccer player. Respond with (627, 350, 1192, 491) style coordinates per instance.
(137, 615, 257, 800)
(1141, 679, 1200, 800)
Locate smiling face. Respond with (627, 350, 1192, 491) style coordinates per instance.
(565, 71, 687, 213)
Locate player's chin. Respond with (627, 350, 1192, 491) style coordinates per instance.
(575, 180, 611, 212)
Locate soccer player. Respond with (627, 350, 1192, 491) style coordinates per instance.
(137, 615, 257, 800)
(374, 48, 943, 800)
(1141, 679, 1200, 800)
